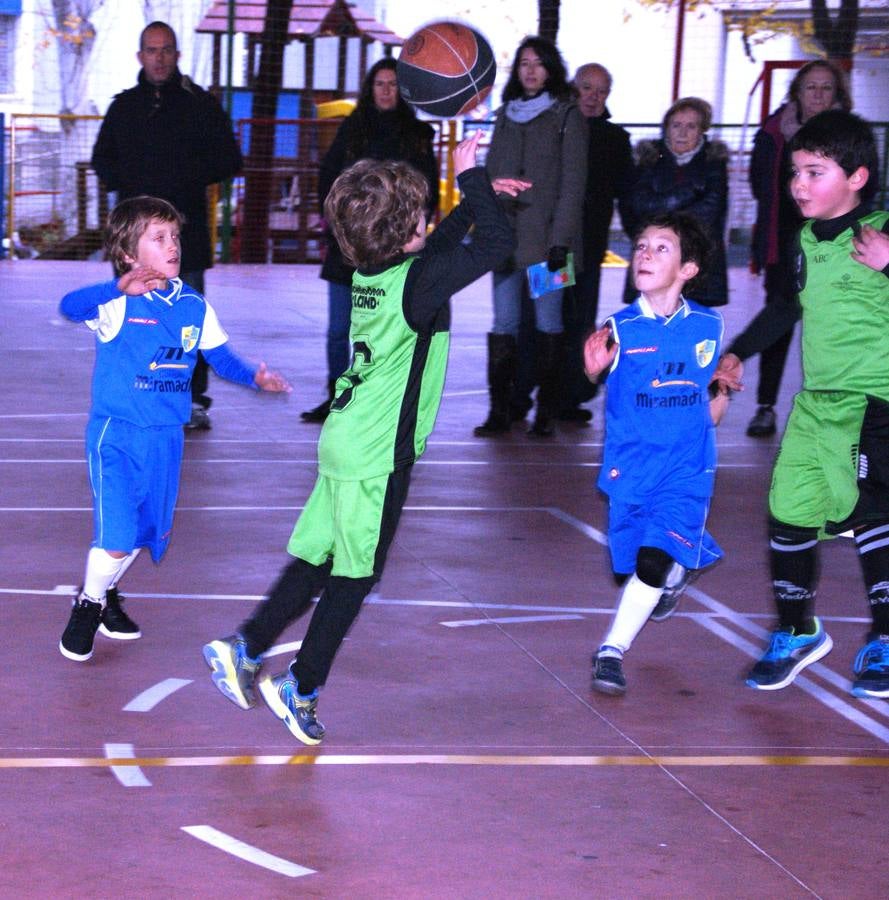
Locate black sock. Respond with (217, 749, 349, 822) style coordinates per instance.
(769, 519, 819, 632)
(855, 523, 889, 636)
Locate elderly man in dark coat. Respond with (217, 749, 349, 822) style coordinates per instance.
(559, 63, 633, 423)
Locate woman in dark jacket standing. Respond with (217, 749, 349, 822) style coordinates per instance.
(729, 60, 850, 438)
(620, 96, 728, 307)
(301, 57, 439, 422)
(475, 36, 588, 438)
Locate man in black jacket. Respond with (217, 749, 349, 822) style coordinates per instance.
(559, 63, 632, 423)
(92, 21, 243, 430)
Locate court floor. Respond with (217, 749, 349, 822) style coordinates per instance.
(1, 258, 886, 898)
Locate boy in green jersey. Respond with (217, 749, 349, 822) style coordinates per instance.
(722, 111, 889, 697)
(203, 133, 530, 744)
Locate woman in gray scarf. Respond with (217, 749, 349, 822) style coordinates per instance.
(476, 36, 588, 438)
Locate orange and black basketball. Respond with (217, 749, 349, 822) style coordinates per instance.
(396, 22, 495, 118)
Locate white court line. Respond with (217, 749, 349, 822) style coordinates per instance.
(104, 743, 151, 787)
(123, 678, 192, 713)
(442, 614, 584, 628)
(181, 826, 315, 878)
(263, 640, 302, 658)
(694, 616, 889, 743)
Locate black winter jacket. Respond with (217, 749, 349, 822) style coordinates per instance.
(91, 68, 243, 273)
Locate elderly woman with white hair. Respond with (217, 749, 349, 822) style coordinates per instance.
(620, 96, 729, 307)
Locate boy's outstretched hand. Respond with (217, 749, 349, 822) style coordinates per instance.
(711, 352, 744, 396)
(851, 224, 889, 273)
(118, 266, 168, 295)
(254, 362, 291, 393)
(583, 325, 617, 382)
(491, 177, 532, 197)
(453, 130, 484, 176)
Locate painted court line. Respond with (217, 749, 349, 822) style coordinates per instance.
(441, 614, 585, 628)
(263, 640, 302, 658)
(181, 825, 315, 878)
(103, 743, 151, 787)
(123, 678, 192, 713)
(3, 753, 889, 770)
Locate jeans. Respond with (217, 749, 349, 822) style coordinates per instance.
(327, 280, 352, 382)
(492, 269, 563, 336)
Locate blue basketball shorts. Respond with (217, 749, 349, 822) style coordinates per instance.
(607, 490, 722, 576)
(86, 416, 184, 562)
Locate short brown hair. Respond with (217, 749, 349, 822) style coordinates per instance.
(788, 59, 851, 114)
(663, 96, 713, 132)
(105, 195, 182, 273)
(324, 159, 428, 269)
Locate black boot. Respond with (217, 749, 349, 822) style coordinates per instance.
(474, 333, 517, 437)
(528, 331, 563, 438)
(301, 380, 335, 423)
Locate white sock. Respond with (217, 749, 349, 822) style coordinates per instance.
(109, 548, 141, 588)
(600, 574, 663, 655)
(664, 561, 686, 590)
(82, 548, 128, 606)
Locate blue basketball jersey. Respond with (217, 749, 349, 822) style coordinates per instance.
(598, 296, 724, 503)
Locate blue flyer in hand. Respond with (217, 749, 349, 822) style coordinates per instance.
(526, 252, 576, 299)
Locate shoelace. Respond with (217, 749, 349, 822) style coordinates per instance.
(764, 629, 795, 659)
(853, 640, 889, 673)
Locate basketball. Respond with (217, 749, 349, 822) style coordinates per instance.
(396, 22, 495, 118)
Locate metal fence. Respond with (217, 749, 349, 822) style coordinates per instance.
(2, 112, 887, 263)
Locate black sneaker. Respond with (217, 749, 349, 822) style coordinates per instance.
(851, 634, 889, 698)
(99, 587, 141, 640)
(60, 596, 103, 661)
(592, 650, 627, 696)
(746, 405, 776, 438)
(185, 403, 211, 430)
(650, 568, 698, 623)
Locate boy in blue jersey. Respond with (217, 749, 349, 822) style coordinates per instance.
(59, 196, 290, 663)
(203, 134, 530, 745)
(584, 212, 743, 695)
(728, 111, 889, 697)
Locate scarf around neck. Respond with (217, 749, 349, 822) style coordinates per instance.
(505, 91, 555, 124)
(668, 136, 704, 166)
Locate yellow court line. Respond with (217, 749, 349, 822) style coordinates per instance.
(1, 753, 888, 769)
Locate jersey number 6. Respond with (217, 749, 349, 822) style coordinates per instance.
(330, 339, 373, 412)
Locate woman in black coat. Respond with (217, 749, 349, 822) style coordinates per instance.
(620, 96, 728, 307)
(301, 58, 439, 422)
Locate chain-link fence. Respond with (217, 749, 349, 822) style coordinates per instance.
(3, 111, 887, 263)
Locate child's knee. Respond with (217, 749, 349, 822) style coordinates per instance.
(635, 546, 674, 588)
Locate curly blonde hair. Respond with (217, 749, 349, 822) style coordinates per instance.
(105, 195, 182, 274)
(324, 159, 428, 269)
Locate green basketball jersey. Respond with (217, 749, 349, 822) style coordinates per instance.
(799, 210, 889, 399)
(317, 257, 450, 480)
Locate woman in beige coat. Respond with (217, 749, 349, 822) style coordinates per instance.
(476, 36, 588, 437)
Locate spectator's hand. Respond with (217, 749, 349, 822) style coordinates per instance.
(710, 352, 744, 395)
(547, 245, 568, 272)
(851, 224, 889, 273)
(118, 266, 168, 295)
(583, 325, 617, 381)
(254, 362, 291, 393)
(453, 130, 483, 177)
(491, 177, 532, 197)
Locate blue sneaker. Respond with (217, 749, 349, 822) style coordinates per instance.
(746, 618, 833, 690)
(203, 634, 261, 710)
(851, 634, 889, 698)
(259, 672, 325, 746)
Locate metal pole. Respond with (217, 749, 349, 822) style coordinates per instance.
(221, 0, 236, 262)
(671, 0, 686, 102)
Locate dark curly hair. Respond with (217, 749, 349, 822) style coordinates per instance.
(105, 195, 182, 274)
(502, 36, 570, 103)
(324, 159, 429, 269)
